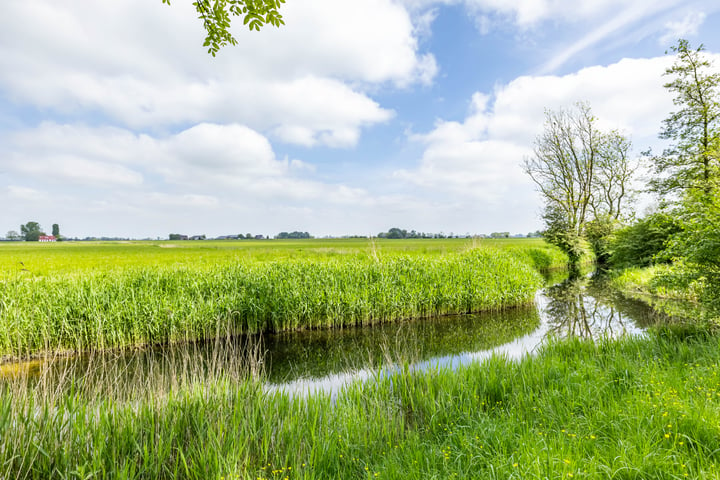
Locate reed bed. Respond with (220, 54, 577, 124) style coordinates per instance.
(0, 247, 547, 358)
(2, 327, 719, 479)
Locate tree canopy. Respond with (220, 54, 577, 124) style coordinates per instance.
(650, 39, 720, 197)
(162, 0, 286, 56)
(20, 222, 44, 242)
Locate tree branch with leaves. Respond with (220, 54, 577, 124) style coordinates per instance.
(162, 0, 286, 56)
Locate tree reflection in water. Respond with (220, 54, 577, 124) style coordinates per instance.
(542, 274, 645, 340)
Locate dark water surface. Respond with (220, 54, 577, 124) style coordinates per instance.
(0, 273, 665, 396)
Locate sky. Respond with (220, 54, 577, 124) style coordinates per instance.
(2, 0, 720, 239)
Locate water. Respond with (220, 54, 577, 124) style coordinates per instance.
(0, 273, 668, 396)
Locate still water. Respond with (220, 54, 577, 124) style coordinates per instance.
(0, 273, 664, 396)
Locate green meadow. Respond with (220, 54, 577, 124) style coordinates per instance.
(2, 238, 718, 479)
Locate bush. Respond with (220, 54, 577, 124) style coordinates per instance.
(610, 212, 681, 268)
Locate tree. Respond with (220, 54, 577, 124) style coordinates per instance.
(52, 224, 60, 238)
(20, 222, 44, 242)
(5, 230, 21, 241)
(161, 0, 286, 56)
(523, 102, 635, 268)
(650, 39, 720, 197)
(275, 231, 311, 239)
(592, 131, 635, 220)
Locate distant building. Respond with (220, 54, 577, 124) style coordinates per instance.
(38, 235, 57, 242)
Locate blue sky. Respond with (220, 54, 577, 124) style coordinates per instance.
(2, 0, 720, 238)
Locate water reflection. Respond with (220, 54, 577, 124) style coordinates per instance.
(542, 274, 647, 340)
(1, 273, 669, 398)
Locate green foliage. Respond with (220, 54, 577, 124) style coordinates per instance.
(0, 242, 558, 357)
(541, 204, 588, 268)
(19, 221, 43, 242)
(584, 215, 617, 265)
(665, 189, 720, 317)
(51, 223, 60, 237)
(377, 228, 444, 239)
(649, 39, 720, 196)
(610, 212, 682, 268)
(524, 102, 635, 269)
(161, 0, 286, 56)
(275, 231, 311, 239)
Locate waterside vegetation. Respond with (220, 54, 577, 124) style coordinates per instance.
(0, 238, 567, 359)
(2, 326, 720, 479)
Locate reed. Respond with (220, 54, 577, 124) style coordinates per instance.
(1, 247, 548, 358)
(1, 328, 719, 479)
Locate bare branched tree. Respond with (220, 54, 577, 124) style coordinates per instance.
(523, 102, 636, 267)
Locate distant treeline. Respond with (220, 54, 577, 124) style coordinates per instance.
(377, 227, 542, 239)
(167, 232, 313, 241)
(275, 231, 312, 239)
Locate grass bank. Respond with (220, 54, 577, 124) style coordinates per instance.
(2, 327, 719, 479)
(0, 239, 566, 358)
(611, 265, 708, 322)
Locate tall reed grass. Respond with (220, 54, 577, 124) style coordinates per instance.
(1, 248, 547, 358)
(2, 327, 719, 479)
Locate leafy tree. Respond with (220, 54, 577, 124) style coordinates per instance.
(20, 222, 44, 242)
(523, 102, 635, 268)
(665, 188, 720, 316)
(161, 0, 286, 56)
(540, 204, 585, 267)
(52, 224, 60, 237)
(649, 39, 720, 197)
(381, 228, 408, 239)
(5, 230, 21, 241)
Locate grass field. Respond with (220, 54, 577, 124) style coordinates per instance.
(0, 238, 568, 358)
(0, 237, 558, 274)
(3, 238, 719, 479)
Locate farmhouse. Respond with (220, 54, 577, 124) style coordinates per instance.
(38, 235, 57, 242)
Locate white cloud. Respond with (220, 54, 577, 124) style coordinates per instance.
(397, 54, 720, 228)
(0, 0, 431, 148)
(0, 121, 404, 237)
(401, 0, 719, 73)
(660, 11, 707, 45)
(6, 186, 46, 201)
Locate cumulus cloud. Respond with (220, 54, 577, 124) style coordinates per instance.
(396, 54, 720, 228)
(0, 0, 432, 147)
(0, 121, 401, 237)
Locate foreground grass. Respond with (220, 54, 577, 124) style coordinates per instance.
(0, 239, 566, 358)
(2, 328, 719, 479)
